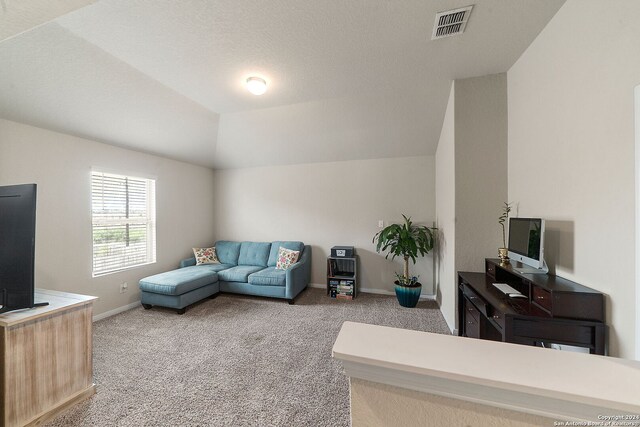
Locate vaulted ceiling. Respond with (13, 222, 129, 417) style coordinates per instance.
(0, 0, 565, 169)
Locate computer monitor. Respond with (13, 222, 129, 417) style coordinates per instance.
(507, 217, 548, 274)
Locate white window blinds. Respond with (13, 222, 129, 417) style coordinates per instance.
(91, 171, 156, 276)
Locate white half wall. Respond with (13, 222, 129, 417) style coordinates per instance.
(508, 0, 639, 358)
(435, 83, 456, 331)
(0, 119, 216, 316)
(213, 156, 436, 295)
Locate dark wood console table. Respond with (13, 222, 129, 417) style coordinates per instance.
(458, 259, 606, 355)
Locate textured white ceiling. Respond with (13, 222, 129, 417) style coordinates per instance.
(0, 0, 96, 42)
(0, 0, 566, 168)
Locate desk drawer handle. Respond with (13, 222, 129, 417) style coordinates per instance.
(536, 296, 545, 300)
(493, 315, 501, 320)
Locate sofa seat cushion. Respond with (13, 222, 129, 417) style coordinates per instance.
(217, 265, 264, 283)
(139, 266, 219, 296)
(267, 241, 305, 267)
(248, 267, 286, 287)
(204, 263, 236, 273)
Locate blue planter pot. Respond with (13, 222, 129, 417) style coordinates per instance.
(394, 283, 422, 308)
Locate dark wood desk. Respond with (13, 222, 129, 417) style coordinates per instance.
(458, 259, 606, 355)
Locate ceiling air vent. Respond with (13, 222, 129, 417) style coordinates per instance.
(431, 5, 473, 40)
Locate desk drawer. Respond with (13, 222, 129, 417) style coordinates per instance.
(465, 298, 480, 322)
(486, 261, 496, 279)
(463, 284, 487, 317)
(465, 317, 479, 338)
(490, 307, 506, 330)
(463, 298, 481, 338)
(533, 286, 552, 312)
(511, 318, 594, 347)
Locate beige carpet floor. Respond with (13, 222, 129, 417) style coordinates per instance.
(45, 288, 450, 427)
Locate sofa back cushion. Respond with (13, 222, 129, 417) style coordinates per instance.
(268, 241, 305, 267)
(238, 241, 271, 267)
(214, 241, 242, 265)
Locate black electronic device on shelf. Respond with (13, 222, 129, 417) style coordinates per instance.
(0, 183, 48, 314)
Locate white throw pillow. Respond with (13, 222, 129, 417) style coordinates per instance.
(276, 246, 300, 270)
(193, 247, 220, 265)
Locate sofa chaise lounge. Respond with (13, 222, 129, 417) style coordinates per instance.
(138, 240, 311, 313)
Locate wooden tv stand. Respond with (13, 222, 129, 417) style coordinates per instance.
(0, 289, 97, 427)
(458, 259, 606, 355)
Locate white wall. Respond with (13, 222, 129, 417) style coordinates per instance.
(213, 156, 436, 295)
(508, 0, 639, 358)
(636, 85, 640, 360)
(435, 74, 508, 332)
(454, 73, 508, 272)
(435, 83, 456, 331)
(0, 119, 216, 316)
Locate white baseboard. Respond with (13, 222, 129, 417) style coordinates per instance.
(93, 300, 140, 322)
(309, 283, 436, 300)
(432, 298, 457, 334)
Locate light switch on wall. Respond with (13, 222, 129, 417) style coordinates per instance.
(378, 220, 384, 228)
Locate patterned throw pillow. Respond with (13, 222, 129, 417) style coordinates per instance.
(193, 247, 220, 265)
(276, 246, 300, 270)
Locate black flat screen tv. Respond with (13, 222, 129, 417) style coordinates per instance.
(0, 183, 37, 314)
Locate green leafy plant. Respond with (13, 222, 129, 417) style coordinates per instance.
(373, 215, 435, 287)
(498, 202, 512, 248)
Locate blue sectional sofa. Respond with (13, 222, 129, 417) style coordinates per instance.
(139, 240, 311, 314)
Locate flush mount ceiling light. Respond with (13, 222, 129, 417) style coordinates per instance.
(246, 77, 267, 95)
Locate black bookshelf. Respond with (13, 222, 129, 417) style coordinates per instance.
(327, 256, 358, 300)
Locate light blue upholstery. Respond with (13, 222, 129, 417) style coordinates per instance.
(238, 242, 271, 267)
(285, 246, 312, 299)
(178, 259, 234, 272)
(139, 241, 311, 312)
(141, 282, 219, 309)
(214, 241, 242, 265)
(217, 265, 264, 282)
(180, 257, 196, 268)
(139, 266, 219, 295)
(248, 267, 286, 287)
(220, 281, 286, 299)
(267, 241, 305, 267)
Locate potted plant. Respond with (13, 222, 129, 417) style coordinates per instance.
(373, 215, 435, 308)
(498, 202, 512, 262)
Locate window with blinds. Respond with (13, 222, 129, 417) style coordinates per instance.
(91, 171, 156, 276)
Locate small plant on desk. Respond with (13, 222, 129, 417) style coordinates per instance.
(498, 202, 512, 262)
